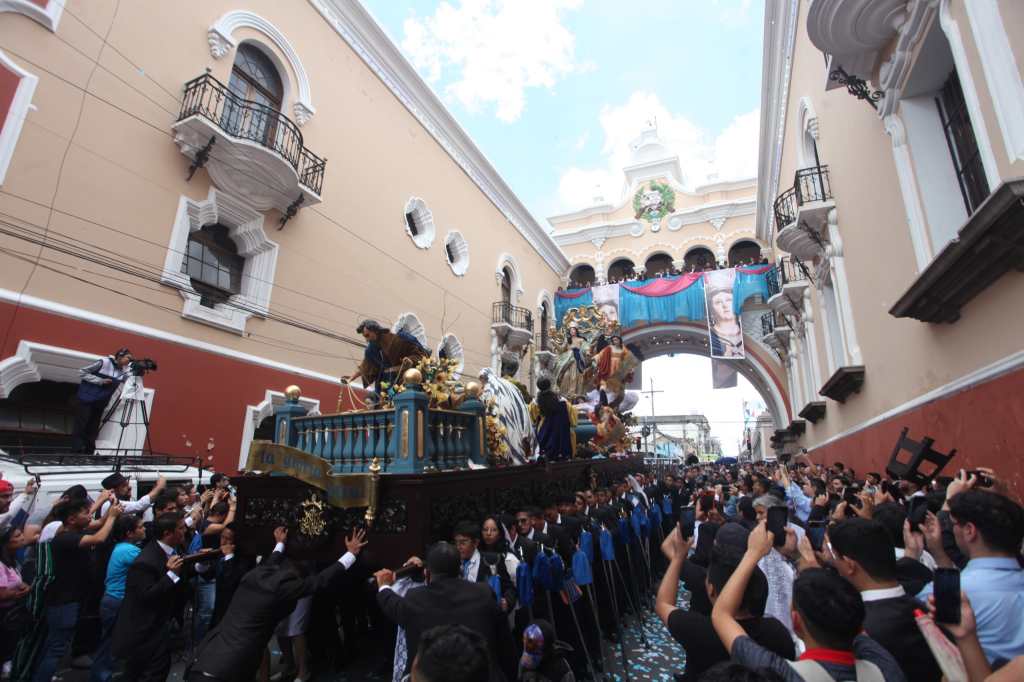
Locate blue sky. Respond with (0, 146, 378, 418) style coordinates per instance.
(361, 0, 765, 224)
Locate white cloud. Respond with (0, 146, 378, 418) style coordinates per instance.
(556, 91, 759, 212)
(713, 0, 755, 28)
(402, 0, 587, 122)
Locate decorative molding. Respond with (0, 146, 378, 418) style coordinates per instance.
(818, 365, 866, 403)
(938, 0, 998, 191)
(495, 253, 525, 302)
(884, 113, 932, 270)
(553, 198, 754, 245)
(444, 230, 470, 276)
(0, 0, 62, 31)
(756, 0, 800, 243)
(308, 0, 569, 274)
(876, 0, 938, 117)
(392, 311, 428, 349)
(709, 217, 726, 231)
(963, 0, 1024, 165)
(0, 288, 342, 385)
(796, 96, 819, 168)
(403, 196, 435, 249)
(808, 0, 908, 83)
(160, 189, 279, 335)
(238, 389, 320, 470)
(0, 50, 38, 186)
(207, 10, 316, 125)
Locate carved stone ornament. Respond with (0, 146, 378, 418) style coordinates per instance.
(710, 217, 726, 231)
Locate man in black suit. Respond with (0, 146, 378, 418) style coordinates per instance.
(186, 526, 366, 681)
(828, 517, 943, 681)
(511, 510, 542, 564)
(112, 511, 196, 681)
(208, 522, 253, 629)
(375, 541, 515, 680)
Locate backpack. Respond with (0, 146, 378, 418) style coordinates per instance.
(788, 659, 886, 682)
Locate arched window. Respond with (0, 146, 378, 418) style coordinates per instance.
(607, 258, 635, 282)
(568, 264, 595, 287)
(0, 380, 77, 454)
(501, 267, 512, 305)
(728, 240, 763, 267)
(182, 224, 244, 308)
(644, 253, 674, 277)
(683, 247, 715, 272)
(225, 44, 283, 145)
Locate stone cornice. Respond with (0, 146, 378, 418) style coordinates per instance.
(756, 0, 800, 244)
(309, 0, 569, 274)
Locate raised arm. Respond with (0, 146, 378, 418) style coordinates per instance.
(81, 500, 121, 546)
(711, 521, 773, 653)
(655, 527, 691, 625)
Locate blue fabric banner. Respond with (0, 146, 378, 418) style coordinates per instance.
(619, 276, 706, 327)
(555, 289, 594, 328)
(733, 267, 774, 315)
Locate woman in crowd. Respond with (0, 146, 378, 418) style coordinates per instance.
(90, 513, 145, 682)
(0, 526, 30, 674)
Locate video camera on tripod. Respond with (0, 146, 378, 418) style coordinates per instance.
(102, 356, 158, 456)
(128, 357, 158, 376)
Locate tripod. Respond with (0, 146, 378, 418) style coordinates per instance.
(99, 373, 154, 465)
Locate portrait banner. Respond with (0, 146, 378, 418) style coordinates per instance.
(592, 283, 621, 324)
(245, 441, 374, 509)
(704, 268, 745, 359)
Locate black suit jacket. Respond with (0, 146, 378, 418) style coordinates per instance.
(209, 554, 255, 629)
(863, 595, 943, 681)
(112, 540, 186, 659)
(474, 550, 517, 610)
(512, 535, 540, 565)
(190, 552, 346, 680)
(377, 575, 514, 679)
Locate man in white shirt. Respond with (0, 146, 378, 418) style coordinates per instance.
(100, 472, 164, 518)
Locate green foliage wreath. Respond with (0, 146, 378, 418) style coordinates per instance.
(633, 181, 676, 221)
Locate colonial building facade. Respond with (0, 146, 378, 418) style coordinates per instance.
(759, 0, 1024, 489)
(0, 0, 566, 472)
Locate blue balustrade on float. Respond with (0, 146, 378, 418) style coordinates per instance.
(271, 384, 488, 473)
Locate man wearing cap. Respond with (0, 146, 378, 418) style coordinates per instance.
(0, 476, 37, 532)
(72, 348, 134, 454)
(100, 473, 165, 518)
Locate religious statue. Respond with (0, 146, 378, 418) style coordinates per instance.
(593, 334, 637, 395)
(347, 319, 430, 395)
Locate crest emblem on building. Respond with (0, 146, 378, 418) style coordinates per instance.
(633, 181, 675, 224)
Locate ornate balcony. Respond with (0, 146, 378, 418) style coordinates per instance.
(172, 73, 327, 213)
(491, 302, 534, 350)
(768, 256, 811, 318)
(775, 165, 835, 261)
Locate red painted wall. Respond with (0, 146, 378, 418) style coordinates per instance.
(809, 366, 1024, 499)
(0, 301, 361, 473)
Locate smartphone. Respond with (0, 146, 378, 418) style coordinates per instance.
(698, 493, 715, 512)
(907, 495, 929, 532)
(965, 470, 993, 487)
(933, 568, 961, 624)
(807, 521, 827, 552)
(766, 506, 788, 547)
(678, 506, 696, 540)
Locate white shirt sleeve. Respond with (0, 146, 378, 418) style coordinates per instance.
(184, 515, 195, 529)
(120, 494, 152, 514)
(273, 542, 285, 554)
(338, 552, 356, 570)
(378, 584, 393, 592)
(166, 571, 180, 584)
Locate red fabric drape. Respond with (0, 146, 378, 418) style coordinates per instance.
(736, 265, 773, 275)
(556, 288, 592, 299)
(620, 273, 702, 297)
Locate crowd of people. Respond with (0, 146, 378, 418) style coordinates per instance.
(1, 450, 1022, 681)
(562, 257, 771, 290)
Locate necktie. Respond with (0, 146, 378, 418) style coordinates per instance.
(462, 559, 471, 580)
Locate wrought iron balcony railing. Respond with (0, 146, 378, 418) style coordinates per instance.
(760, 311, 775, 337)
(773, 186, 797, 232)
(492, 302, 533, 330)
(765, 266, 781, 298)
(779, 256, 813, 285)
(794, 165, 832, 205)
(773, 165, 833, 233)
(177, 73, 327, 196)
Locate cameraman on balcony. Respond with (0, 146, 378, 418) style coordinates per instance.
(71, 347, 133, 454)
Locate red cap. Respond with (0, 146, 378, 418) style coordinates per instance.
(0, 480, 14, 494)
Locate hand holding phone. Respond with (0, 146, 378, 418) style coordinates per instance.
(933, 568, 961, 624)
(766, 506, 788, 547)
(907, 496, 929, 532)
(807, 521, 827, 552)
(678, 506, 696, 541)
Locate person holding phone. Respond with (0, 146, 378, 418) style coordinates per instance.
(828, 518, 943, 681)
(711, 522, 906, 682)
(916, 488, 1024, 666)
(752, 495, 802, 631)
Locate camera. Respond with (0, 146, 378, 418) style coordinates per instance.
(129, 358, 158, 376)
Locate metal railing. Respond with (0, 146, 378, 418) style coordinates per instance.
(773, 186, 797, 231)
(765, 266, 781, 298)
(492, 301, 533, 330)
(794, 165, 832, 205)
(178, 73, 327, 195)
(760, 311, 775, 337)
(779, 256, 813, 285)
